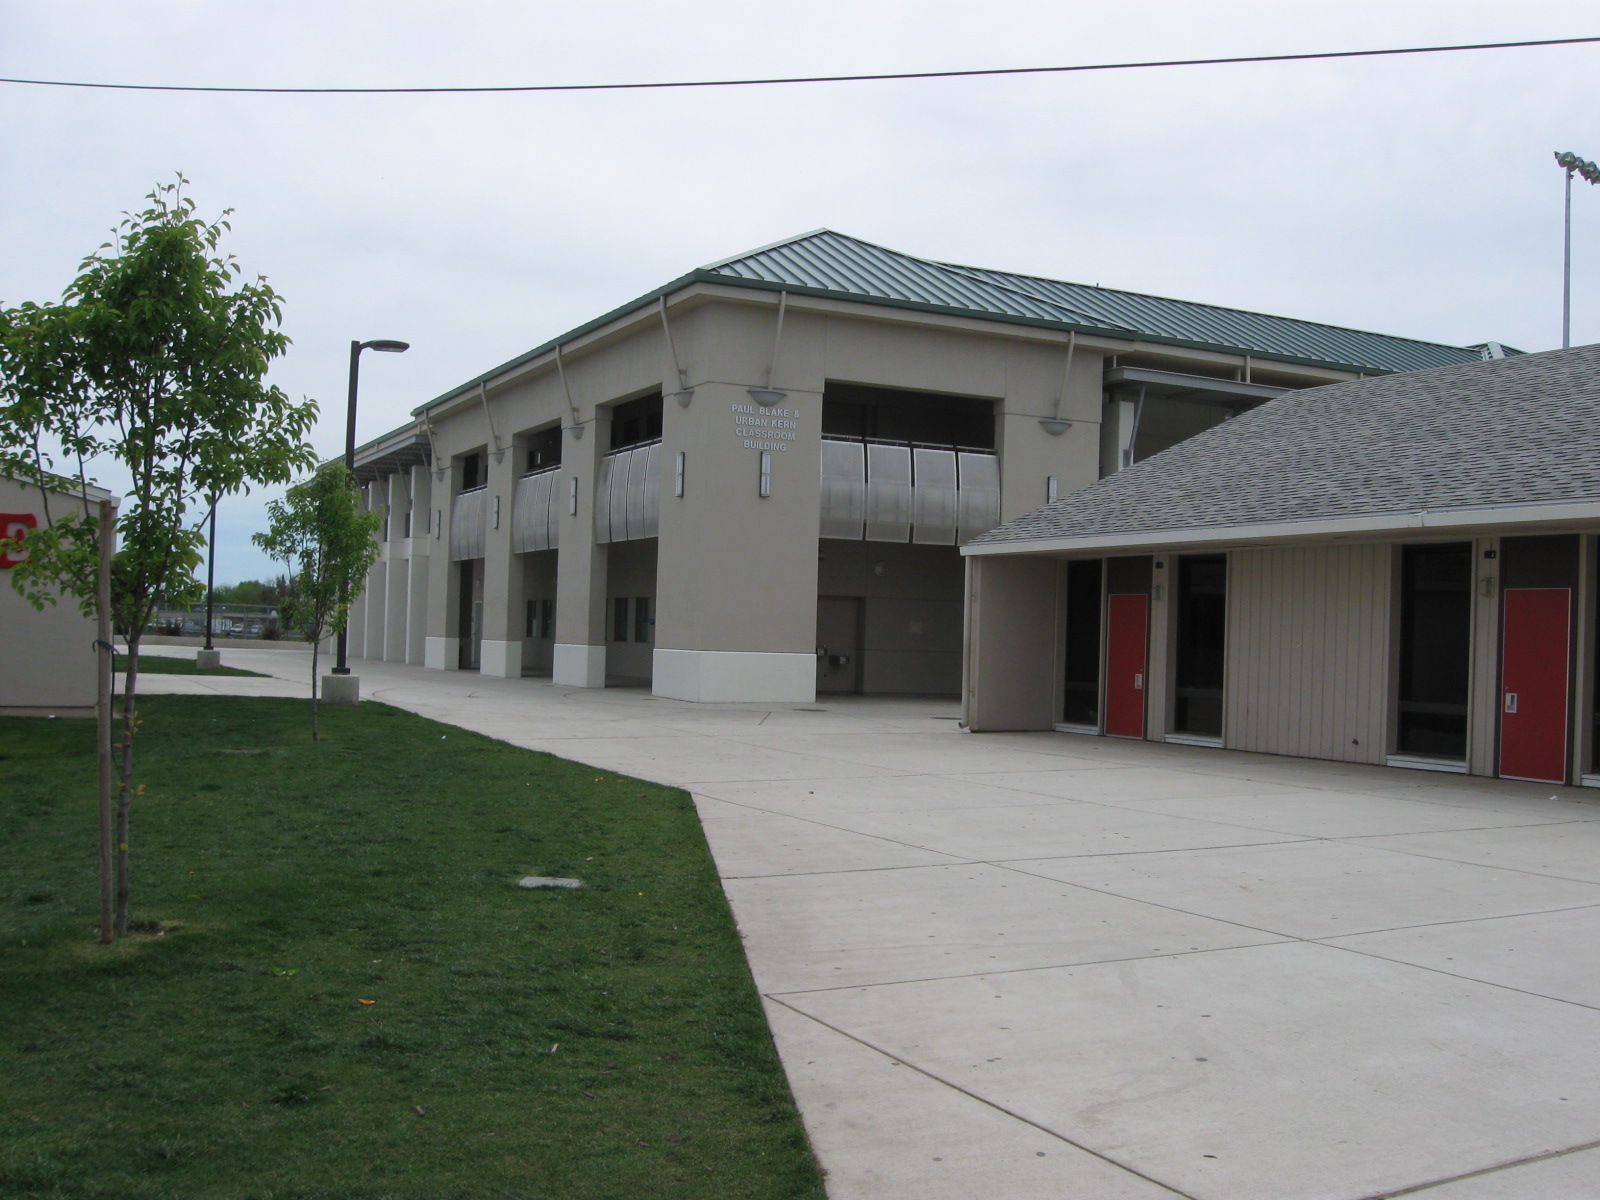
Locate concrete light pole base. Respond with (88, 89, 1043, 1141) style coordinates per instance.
(196, 649, 221, 670)
(321, 674, 361, 705)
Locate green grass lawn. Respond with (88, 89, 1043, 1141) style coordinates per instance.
(115, 652, 265, 677)
(1, 696, 824, 1200)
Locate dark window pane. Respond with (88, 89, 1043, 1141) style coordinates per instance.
(1062, 559, 1102, 725)
(1173, 555, 1226, 736)
(1398, 543, 1472, 758)
(610, 393, 664, 451)
(821, 383, 995, 449)
(525, 425, 563, 471)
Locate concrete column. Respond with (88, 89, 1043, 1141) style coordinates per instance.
(424, 461, 459, 669)
(1468, 536, 1502, 777)
(405, 462, 431, 665)
(553, 418, 610, 687)
(1099, 397, 1139, 477)
(651, 380, 821, 703)
(361, 558, 386, 663)
(347, 560, 369, 659)
(480, 440, 526, 678)
(1146, 554, 1175, 742)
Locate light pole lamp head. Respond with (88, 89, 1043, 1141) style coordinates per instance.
(1554, 151, 1600, 184)
(364, 339, 410, 354)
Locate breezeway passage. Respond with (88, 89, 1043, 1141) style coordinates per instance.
(142, 645, 1600, 1199)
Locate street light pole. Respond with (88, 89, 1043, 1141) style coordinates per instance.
(334, 338, 410, 676)
(204, 496, 217, 652)
(1554, 151, 1600, 349)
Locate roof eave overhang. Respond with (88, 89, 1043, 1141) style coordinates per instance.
(962, 498, 1600, 557)
(687, 273, 1418, 378)
(408, 268, 1457, 423)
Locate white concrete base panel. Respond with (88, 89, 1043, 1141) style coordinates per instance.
(479, 638, 522, 679)
(195, 649, 221, 670)
(652, 649, 816, 703)
(321, 673, 360, 705)
(423, 636, 458, 671)
(553, 643, 606, 688)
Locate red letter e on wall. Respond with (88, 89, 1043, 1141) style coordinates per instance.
(0, 512, 38, 569)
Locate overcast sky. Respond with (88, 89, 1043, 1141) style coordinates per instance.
(3, 0, 1597, 583)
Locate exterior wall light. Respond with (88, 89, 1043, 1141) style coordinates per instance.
(1047, 475, 1059, 502)
(1038, 418, 1071, 435)
(748, 387, 787, 408)
(568, 477, 578, 515)
(674, 451, 686, 497)
(672, 389, 695, 408)
(758, 451, 772, 497)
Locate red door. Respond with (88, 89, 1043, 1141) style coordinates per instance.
(1499, 588, 1571, 783)
(1105, 593, 1149, 738)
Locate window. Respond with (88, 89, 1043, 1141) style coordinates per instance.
(821, 382, 995, 449)
(541, 598, 555, 640)
(403, 510, 412, 538)
(1173, 555, 1226, 737)
(609, 393, 664, 451)
(460, 452, 484, 490)
(526, 425, 562, 471)
(634, 596, 651, 643)
(1397, 543, 1472, 758)
(613, 597, 630, 642)
(1062, 559, 1102, 725)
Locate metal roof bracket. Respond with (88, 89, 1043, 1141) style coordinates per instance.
(478, 381, 505, 463)
(1041, 330, 1077, 434)
(421, 413, 448, 482)
(555, 343, 584, 439)
(766, 291, 787, 388)
(659, 296, 694, 406)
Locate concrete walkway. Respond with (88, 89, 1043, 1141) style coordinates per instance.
(140, 646, 1600, 1199)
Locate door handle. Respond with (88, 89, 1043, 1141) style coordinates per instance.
(1504, 692, 1518, 714)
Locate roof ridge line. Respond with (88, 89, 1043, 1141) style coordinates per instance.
(698, 228, 842, 271)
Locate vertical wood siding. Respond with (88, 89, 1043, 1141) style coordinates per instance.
(1226, 545, 1389, 764)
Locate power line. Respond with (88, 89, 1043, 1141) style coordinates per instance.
(1, 34, 1597, 96)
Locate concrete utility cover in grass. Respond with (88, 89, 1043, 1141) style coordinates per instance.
(518, 876, 581, 889)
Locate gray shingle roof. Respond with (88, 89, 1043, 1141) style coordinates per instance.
(969, 343, 1600, 549)
(704, 230, 1500, 375)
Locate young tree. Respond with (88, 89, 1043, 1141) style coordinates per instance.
(254, 463, 383, 739)
(0, 178, 317, 937)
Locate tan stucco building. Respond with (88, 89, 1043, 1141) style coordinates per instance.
(1, 475, 114, 717)
(345, 230, 1506, 705)
(964, 343, 1600, 787)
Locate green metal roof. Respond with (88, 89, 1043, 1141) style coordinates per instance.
(412, 230, 1504, 418)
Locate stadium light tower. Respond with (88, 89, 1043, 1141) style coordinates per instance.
(1554, 151, 1600, 348)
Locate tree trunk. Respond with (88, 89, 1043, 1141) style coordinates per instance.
(96, 499, 115, 945)
(115, 631, 141, 937)
(310, 635, 320, 741)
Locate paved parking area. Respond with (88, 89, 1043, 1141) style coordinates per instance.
(142, 646, 1600, 1199)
